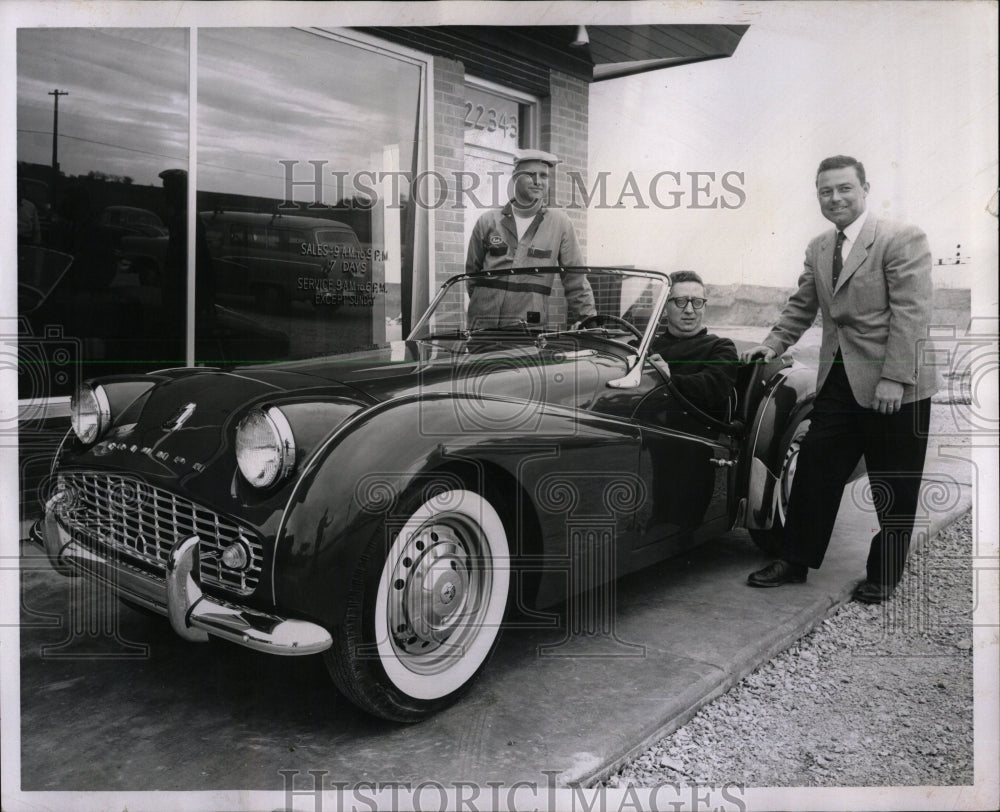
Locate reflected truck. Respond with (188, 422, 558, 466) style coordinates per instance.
(202, 210, 367, 314)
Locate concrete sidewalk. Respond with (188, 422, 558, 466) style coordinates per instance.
(446, 451, 973, 788)
(16, 447, 971, 793)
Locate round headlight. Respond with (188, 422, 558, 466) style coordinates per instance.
(235, 407, 296, 488)
(70, 384, 111, 444)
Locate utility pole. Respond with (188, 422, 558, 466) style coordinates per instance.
(48, 89, 68, 194)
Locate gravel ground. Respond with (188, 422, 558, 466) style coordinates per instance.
(605, 512, 974, 787)
(605, 396, 976, 788)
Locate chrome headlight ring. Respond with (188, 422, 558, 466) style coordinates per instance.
(70, 384, 111, 445)
(235, 406, 296, 488)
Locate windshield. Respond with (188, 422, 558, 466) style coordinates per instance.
(409, 267, 670, 346)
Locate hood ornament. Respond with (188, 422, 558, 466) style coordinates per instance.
(163, 402, 197, 433)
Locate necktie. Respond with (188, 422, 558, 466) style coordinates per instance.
(832, 230, 846, 288)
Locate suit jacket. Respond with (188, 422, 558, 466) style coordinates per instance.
(763, 215, 938, 406)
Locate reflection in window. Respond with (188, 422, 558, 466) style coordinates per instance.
(196, 29, 423, 364)
(16, 28, 190, 399)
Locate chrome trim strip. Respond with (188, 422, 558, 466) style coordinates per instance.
(92, 384, 112, 436)
(746, 457, 779, 530)
(265, 406, 297, 481)
(743, 372, 790, 529)
(637, 420, 722, 448)
(748, 369, 788, 468)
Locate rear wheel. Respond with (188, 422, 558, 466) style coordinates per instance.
(749, 418, 810, 555)
(325, 486, 510, 722)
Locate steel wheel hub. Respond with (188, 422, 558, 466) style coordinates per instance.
(387, 520, 483, 660)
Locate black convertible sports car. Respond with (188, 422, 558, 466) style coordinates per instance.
(31, 267, 815, 721)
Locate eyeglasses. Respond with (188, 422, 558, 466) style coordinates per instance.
(668, 296, 707, 311)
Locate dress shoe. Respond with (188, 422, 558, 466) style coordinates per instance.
(747, 559, 808, 587)
(852, 581, 895, 604)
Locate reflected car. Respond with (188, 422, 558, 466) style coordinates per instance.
(99, 205, 169, 238)
(30, 267, 817, 722)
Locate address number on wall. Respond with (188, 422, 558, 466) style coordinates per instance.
(463, 102, 518, 139)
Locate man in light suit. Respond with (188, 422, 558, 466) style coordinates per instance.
(743, 155, 937, 603)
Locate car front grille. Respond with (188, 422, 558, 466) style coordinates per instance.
(55, 471, 263, 596)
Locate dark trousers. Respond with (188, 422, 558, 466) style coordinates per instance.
(782, 358, 931, 586)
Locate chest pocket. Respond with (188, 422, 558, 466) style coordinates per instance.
(847, 265, 888, 314)
(527, 247, 552, 259)
(486, 233, 508, 257)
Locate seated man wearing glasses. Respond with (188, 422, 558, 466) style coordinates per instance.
(640, 271, 739, 535)
(648, 270, 739, 417)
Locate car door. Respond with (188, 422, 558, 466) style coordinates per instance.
(624, 361, 737, 563)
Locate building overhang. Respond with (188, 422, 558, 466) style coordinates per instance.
(359, 25, 749, 94)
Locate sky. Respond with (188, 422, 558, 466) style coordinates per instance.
(16, 26, 420, 201)
(16, 27, 190, 184)
(587, 2, 999, 292)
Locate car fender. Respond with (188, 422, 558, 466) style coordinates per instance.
(743, 364, 815, 530)
(272, 392, 642, 628)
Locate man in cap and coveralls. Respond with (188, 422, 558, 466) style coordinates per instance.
(465, 149, 596, 328)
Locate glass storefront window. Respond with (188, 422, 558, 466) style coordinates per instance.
(16, 26, 427, 403)
(195, 28, 424, 365)
(16, 28, 190, 399)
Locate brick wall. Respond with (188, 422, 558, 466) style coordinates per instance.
(431, 61, 593, 292)
(432, 56, 468, 288)
(540, 70, 589, 260)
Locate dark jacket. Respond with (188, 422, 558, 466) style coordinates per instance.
(650, 328, 739, 415)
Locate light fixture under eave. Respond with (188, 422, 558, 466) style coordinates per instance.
(571, 25, 589, 47)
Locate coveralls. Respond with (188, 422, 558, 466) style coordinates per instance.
(465, 201, 596, 328)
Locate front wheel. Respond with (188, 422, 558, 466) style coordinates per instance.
(325, 487, 510, 722)
(749, 418, 810, 555)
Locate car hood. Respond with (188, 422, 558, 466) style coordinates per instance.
(62, 339, 625, 519)
(247, 339, 623, 411)
(71, 366, 373, 488)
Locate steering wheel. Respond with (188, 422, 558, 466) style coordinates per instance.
(575, 313, 644, 340)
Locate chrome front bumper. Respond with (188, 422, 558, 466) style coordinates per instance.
(32, 493, 331, 656)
